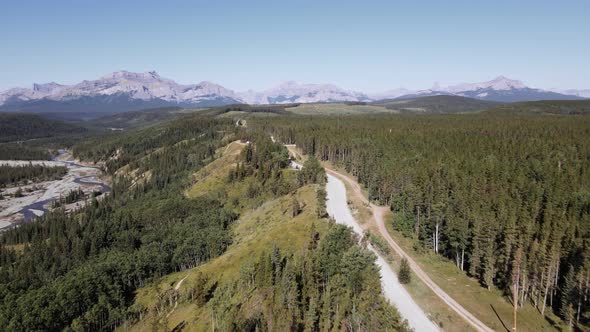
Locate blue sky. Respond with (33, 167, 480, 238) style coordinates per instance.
(0, 0, 588, 92)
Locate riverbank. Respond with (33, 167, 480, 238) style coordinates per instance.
(0, 150, 111, 231)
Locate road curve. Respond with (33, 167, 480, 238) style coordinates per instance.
(325, 172, 439, 331)
(324, 165, 494, 332)
(291, 159, 438, 331)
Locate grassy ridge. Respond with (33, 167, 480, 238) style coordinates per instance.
(129, 184, 327, 331)
(128, 141, 317, 329)
(126, 139, 407, 331)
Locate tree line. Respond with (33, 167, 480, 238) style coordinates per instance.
(0, 143, 52, 160)
(0, 164, 67, 187)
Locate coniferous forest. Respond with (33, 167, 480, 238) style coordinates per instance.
(1, 109, 589, 330)
(0, 164, 67, 187)
(0, 114, 407, 331)
(0, 117, 238, 330)
(0, 1, 587, 330)
(255, 114, 590, 326)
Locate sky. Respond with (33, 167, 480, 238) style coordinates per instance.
(0, 0, 588, 92)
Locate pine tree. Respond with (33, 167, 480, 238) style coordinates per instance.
(561, 264, 576, 330)
(398, 258, 411, 284)
(316, 187, 327, 218)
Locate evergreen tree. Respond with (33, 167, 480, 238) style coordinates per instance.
(398, 257, 411, 284)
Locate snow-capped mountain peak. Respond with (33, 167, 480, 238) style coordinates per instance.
(100, 70, 163, 82)
(32, 82, 66, 94)
(445, 76, 527, 93)
(238, 81, 370, 104)
(0, 72, 585, 114)
(440, 76, 584, 102)
(0, 71, 242, 111)
(368, 88, 412, 100)
(552, 89, 590, 99)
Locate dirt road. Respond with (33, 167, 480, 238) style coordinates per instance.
(325, 172, 439, 331)
(324, 165, 494, 332)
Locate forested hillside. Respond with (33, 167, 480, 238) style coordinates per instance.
(0, 113, 87, 143)
(128, 133, 406, 331)
(0, 116, 236, 330)
(0, 114, 406, 331)
(256, 114, 590, 328)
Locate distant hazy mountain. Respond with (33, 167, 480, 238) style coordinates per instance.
(0, 71, 242, 114)
(395, 76, 584, 102)
(0, 73, 372, 113)
(553, 89, 590, 99)
(0, 72, 586, 116)
(238, 81, 370, 104)
(368, 88, 413, 100)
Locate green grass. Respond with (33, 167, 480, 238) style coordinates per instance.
(185, 140, 245, 199)
(1, 243, 27, 253)
(216, 110, 280, 119)
(285, 103, 396, 115)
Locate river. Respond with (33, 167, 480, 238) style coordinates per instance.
(0, 150, 111, 230)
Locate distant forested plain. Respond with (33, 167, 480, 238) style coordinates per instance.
(0, 112, 96, 160)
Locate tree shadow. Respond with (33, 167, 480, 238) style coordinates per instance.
(490, 304, 511, 332)
(171, 320, 186, 332)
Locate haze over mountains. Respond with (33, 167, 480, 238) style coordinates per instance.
(398, 76, 586, 102)
(0, 71, 586, 114)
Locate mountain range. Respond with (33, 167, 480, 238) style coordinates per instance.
(395, 76, 585, 103)
(0, 71, 586, 115)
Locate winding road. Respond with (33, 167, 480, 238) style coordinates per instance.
(323, 165, 494, 332)
(325, 171, 440, 331)
(288, 142, 493, 331)
(291, 159, 438, 331)
(242, 126, 492, 331)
